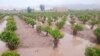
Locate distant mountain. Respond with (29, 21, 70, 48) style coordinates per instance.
(64, 4, 100, 10)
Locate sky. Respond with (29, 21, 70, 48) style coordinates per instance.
(0, 0, 100, 9)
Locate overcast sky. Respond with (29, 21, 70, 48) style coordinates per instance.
(0, 0, 100, 9)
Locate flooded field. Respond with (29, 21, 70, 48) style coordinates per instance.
(17, 32, 93, 56)
(0, 14, 96, 56)
(0, 17, 7, 33)
(15, 15, 94, 56)
(0, 16, 8, 55)
(0, 0, 100, 56)
(58, 33, 93, 56)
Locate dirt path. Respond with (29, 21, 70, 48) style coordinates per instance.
(14, 16, 53, 56)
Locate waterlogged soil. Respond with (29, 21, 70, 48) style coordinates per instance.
(58, 33, 93, 56)
(14, 16, 53, 56)
(0, 16, 8, 33)
(62, 15, 96, 43)
(0, 40, 7, 55)
(14, 16, 93, 56)
(0, 16, 8, 55)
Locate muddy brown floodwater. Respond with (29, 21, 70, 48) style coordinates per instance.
(14, 16, 94, 56)
(0, 16, 8, 55)
(57, 33, 93, 56)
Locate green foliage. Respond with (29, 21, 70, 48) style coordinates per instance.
(89, 19, 99, 25)
(19, 12, 67, 22)
(78, 15, 89, 24)
(70, 15, 75, 25)
(85, 47, 100, 56)
(20, 16, 35, 27)
(71, 24, 83, 35)
(0, 30, 20, 50)
(36, 24, 42, 33)
(94, 27, 100, 43)
(6, 16, 16, 31)
(49, 28, 64, 48)
(72, 24, 83, 31)
(2, 51, 20, 56)
(0, 30, 15, 42)
(89, 19, 99, 29)
(47, 17, 53, 25)
(42, 25, 51, 32)
(49, 28, 64, 39)
(56, 19, 66, 29)
(42, 25, 51, 36)
(0, 14, 5, 20)
(29, 19, 35, 27)
(0, 16, 20, 50)
(7, 37, 20, 50)
(94, 27, 100, 38)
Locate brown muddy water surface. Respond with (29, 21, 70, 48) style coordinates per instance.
(0, 16, 8, 55)
(17, 33, 93, 56)
(14, 16, 94, 56)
